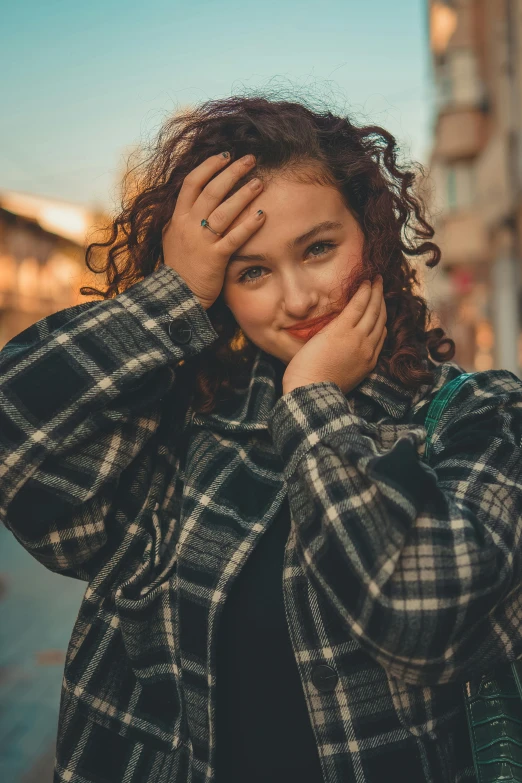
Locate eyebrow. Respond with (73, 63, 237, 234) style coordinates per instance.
(227, 220, 344, 264)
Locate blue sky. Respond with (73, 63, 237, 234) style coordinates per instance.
(1, 0, 434, 212)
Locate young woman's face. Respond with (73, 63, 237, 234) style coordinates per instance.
(222, 176, 365, 366)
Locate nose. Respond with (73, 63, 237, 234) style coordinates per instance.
(280, 280, 320, 319)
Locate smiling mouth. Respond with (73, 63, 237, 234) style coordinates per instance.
(284, 315, 335, 339)
(287, 313, 335, 329)
(284, 314, 334, 332)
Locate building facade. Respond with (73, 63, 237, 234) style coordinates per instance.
(427, 0, 522, 376)
(0, 191, 106, 348)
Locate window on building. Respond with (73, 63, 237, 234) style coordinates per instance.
(447, 167, 457, 210)
(451, 49, 483, 105)
(436, 58, 453, 111)
(435, 48, 484, 111)
(445, 163, 476, 211)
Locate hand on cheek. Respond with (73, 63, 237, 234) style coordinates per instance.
(282, 276, 387, 395)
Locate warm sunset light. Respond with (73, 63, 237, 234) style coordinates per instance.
(0, 192, 90, 245)
(430, 1, 458, 55)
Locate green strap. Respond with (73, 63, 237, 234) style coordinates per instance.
(423, 372, 475, 464)
(422, 370, 522, 781)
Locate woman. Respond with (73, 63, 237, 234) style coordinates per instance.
(1, 94, 522, 783)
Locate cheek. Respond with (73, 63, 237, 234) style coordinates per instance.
(331, 245, 364, 286)
(224, 284, 273, 326)
(222, 283, 240, 313)
(234, 303, 269, 328)
(224, 292, 262, 327)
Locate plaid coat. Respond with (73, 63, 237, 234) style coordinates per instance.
(2, 263, 522, 783)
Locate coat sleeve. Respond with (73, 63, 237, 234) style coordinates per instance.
(267, 370, 522, 685)
(0, 264, 218, 579)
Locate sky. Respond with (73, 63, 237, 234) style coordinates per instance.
(0, 0, 435, 213)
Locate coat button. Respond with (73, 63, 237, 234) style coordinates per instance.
(311, 664, 338, 692)
(168, 318, 193, 344)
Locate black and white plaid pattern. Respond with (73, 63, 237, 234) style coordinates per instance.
(2, 263, 522, 783)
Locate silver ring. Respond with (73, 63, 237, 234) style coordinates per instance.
(201, 218, 222, 236)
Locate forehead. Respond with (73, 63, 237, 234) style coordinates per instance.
(227, 177, 349, 234)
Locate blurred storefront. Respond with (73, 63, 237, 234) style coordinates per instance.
(426, 0, 522, 376)
(0, 191, 107, 348)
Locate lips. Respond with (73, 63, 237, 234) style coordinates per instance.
(284, 313, 334, 331)
(285, 314, 335, 340)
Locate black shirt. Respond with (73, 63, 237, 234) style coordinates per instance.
(214, 495, 325, 783)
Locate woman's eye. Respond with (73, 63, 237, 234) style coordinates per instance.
(308, 241, 335, 256)
(237, 241, 337, 285)
(238, 267, 264, 284)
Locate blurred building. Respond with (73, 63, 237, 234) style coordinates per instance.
(427, 0, 522, 376)
(0, 191, 107, 348)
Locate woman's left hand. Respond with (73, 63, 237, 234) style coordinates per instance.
(282, 276, 388, 396)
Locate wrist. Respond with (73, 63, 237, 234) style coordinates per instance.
(282, 378, 300, 396)
(282, 377, 319, 396)
(282, 380, 311, 395)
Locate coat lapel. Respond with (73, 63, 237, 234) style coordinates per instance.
(184, 347, 423, 436)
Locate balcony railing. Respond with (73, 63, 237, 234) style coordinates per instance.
(434, 107, 488, 161)
(436, 210, 490, 266)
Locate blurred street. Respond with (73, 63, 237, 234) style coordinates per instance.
(0, 526, 84, 783)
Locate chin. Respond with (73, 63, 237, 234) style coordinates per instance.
(269, 346, 292, 365)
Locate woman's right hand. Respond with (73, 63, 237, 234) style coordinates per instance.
(162, 152, 266, 311)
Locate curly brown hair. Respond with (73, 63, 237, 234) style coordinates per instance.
(83, 92, 455, 415)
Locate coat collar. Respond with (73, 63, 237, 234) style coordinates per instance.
(186, 348, 434, 435)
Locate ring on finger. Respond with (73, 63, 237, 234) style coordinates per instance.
(201, 218, 222, 236)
